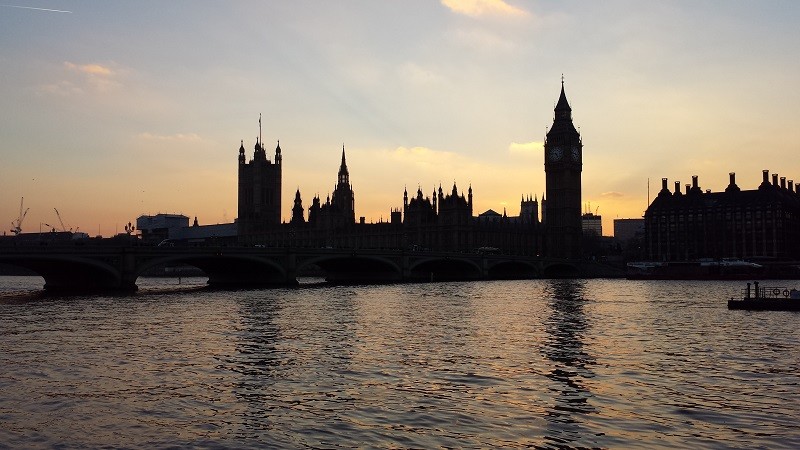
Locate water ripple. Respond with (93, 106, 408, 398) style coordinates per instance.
(0, 277, 798, 448)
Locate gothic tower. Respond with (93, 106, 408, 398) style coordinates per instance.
(237, 116, 282, 238)
(544, 80, 582, 259)
(330, 145, 356, 224)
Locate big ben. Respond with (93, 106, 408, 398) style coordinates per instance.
(544, 80, 582, 260)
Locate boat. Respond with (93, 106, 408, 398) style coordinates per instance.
(727, 281, 800, 311)
(627, 259, 765, 280)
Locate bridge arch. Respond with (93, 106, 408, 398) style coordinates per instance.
(136, 254, 290, 287)
(542, 262, 581, 278)
(0, 255, 122, 291)
(487, 260, 541, 279)
(298, 254, 403, 283)
(409, 256, 483, 281)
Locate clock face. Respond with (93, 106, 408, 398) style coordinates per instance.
(549, 146, 563, 162)
(570, 146, 580, 161)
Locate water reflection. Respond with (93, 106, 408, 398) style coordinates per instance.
(222, 287, 363, 445)
(540, 279, 598, 449)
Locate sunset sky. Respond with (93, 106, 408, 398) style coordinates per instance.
(2, 1, 799, 237)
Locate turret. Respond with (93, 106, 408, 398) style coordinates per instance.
(468, 184, 473, 215)
(291, 188, 305, 225)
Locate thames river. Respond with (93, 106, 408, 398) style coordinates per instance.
(0, 276, 798, 449)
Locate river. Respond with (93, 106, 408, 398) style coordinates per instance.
(1, 276, 798, 449)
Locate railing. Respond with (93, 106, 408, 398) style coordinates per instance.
(742, 283, 797, 299)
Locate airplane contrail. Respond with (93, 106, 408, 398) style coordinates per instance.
(1, 4, 72, 13)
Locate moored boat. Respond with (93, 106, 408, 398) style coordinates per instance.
(728, 281, 800, 311)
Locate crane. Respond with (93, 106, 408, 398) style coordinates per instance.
(11, 197, 29, 235)
(54, 208, 68, 232)
(53, 208, 80, 233)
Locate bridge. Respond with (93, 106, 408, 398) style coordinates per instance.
(0, 244, 581, 291)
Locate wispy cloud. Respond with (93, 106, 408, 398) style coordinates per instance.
(509, 141, 543, 157)
(1, 4, 71, 13)
(38, 62, 122, 96)
(441, 0, 528, 18)
(601, 191, 625, 198)
(137, 132, 203, 142)
(387, 146, 461, 170)
(65, 62, 113, 76)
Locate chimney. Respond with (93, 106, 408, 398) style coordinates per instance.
(763, 170, 770, 184)
(661, 178, 668, 191)
(796, 183, 800, 193)
(772, 173, 779, 186)
(675, 181, 681, 194)
(789, 181, 795, 193)
(726, 172, 741, 193)
(781, 177, 786, 189)
(685, 184, 690, 195)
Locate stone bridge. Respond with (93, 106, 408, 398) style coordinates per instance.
(0, 245, 581, 291)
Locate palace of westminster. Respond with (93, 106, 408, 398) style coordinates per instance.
(138, 82, 800, 263)
(235, 83, 584, 259)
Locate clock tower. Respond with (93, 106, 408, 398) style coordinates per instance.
(544, 80, 582, 260)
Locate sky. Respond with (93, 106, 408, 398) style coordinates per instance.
(2, 1, 799, 237)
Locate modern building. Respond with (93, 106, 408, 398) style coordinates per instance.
(136, 214, 189, 242)
(644, 171, 800, 261)
(581, 212, 602, 236)
(136, 213, 237, 245)
(614, 218, 644, 243)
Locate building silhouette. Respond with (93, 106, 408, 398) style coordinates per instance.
(544, 80, 583, 259)
(237, 116, 282, 237)
(308, 146, 357, 229)
(644, 171, 800, 261)
(581, 212, 602, 236)
(236, 83, 583, 258)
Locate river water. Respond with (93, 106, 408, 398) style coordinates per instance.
(0, 276, 798, 449)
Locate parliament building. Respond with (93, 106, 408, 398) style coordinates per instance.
(236, 84, 584, 259)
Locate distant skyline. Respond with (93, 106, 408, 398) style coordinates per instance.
(2, 1, 799, 236)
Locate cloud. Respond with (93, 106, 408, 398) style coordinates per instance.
(601, 191, 625, 198)
(441, 0, 528, 18)
(509, 141, 543, 157)
(65, 62, 113, 77)
(137, 132, 203, 142)
(43, 61, 122, 94)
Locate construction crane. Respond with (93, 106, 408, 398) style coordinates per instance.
(11, 197, 29, 235)
(53, 208, 77, 233)
(54, 208, 68, 232)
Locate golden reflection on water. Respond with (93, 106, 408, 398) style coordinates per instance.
(1, 277, 798, 448)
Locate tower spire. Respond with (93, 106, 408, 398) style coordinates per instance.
(338, 144, 349, 185)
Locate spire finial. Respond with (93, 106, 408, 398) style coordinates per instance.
(259, 113, 262, 146)
(561, 73, 564, 86)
